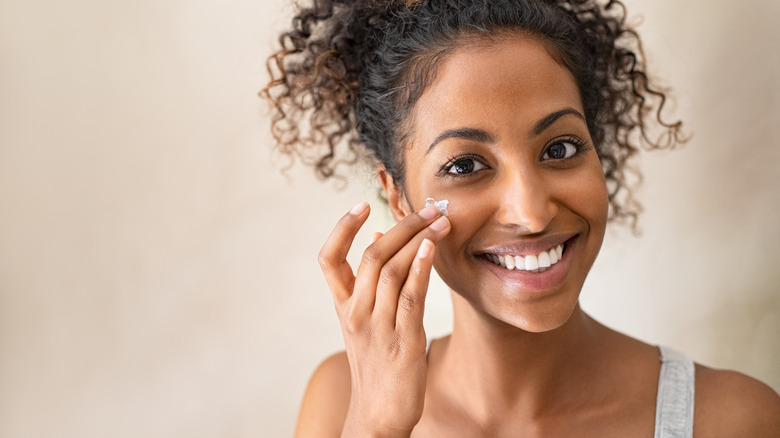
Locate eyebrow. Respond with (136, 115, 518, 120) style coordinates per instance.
(531, 107, 586, 137)
(426, 128, 495, 154)
(425, 107, 586, 155)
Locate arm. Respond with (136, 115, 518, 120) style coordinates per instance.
(294, 352, 351, 438)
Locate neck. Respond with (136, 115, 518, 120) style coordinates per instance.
(432, 291, 607, 423)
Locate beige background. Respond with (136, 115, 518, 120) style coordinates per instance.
(1, 0, 778, 436)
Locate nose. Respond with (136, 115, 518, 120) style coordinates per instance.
(494, 168, 558, 233)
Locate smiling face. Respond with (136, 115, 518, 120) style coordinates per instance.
(380, 34, 610, 333)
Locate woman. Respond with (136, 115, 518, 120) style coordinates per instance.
(263, 0, 780, 436)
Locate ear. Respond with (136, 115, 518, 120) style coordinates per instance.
(377, 164, 411, 222)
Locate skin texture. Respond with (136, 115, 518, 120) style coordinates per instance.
(295, 35, 780, 438)
(395, 35, 608, 334)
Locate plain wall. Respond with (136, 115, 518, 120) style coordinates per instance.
(1, 0, 778, 436)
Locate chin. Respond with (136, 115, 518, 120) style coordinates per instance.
(482, 296, 581, 334)
(444, 271, 585, 335)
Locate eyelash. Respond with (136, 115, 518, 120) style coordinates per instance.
(438, 154, 489, 179)
(541, 136, 591, 161)
(437, 136, 592, 179)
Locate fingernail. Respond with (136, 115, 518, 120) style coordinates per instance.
(418, 205, 439, 220)
(417, 238, 433, 259)
(429, 216, 449, 231)
(349, 201, 369, 216)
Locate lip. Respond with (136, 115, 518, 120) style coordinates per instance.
(476, 233, 575, 257)
(476, 235, 578, 294)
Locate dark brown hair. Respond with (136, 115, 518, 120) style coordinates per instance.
(261, 0, 684, 226)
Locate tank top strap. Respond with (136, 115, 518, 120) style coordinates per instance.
(654, 346, 695, 438)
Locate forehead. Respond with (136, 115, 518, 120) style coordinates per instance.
(409, 35, 583, 148)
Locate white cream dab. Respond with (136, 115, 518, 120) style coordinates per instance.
(425, 197, 449, 216)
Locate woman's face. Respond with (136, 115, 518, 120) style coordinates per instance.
(382, 35, 609, 333)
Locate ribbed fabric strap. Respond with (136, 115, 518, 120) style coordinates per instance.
(654, 346, 695, 438)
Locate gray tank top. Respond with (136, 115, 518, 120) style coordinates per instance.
(425, 341, 696, 436)
(654, 346, 695, 438)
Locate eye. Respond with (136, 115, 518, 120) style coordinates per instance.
(542, 140, 579, 160)
(442, 155, 487, 176)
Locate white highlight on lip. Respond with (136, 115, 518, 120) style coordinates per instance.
(425, 198, 449, 216)
(485, 244, 565, 273)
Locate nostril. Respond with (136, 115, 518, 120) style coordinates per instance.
(495, 193, 558, 233)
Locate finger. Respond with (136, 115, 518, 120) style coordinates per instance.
(351, 206, 445, 316)
(318, 201, 370, 304)
(371, 231, 383, 244)
(354, 204, 440, 280)
(395, 238, 435, 335)
(372, 216, 449, 325)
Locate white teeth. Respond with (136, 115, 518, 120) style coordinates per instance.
(505, 255, 515, 270)
(525, 254, 539, 270)
(538, 251, 551, 268)
(485, 243, 565, 273)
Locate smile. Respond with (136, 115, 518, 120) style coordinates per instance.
(483, 244, 565, 273)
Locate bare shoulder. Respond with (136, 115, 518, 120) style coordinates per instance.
(294, 351, 351, 438)
(694, 363, 780, 437)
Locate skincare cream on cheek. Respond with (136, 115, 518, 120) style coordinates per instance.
(425, 197, 449, 216)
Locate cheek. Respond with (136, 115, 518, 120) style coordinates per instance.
(428, 192, 491, 260)
(566, 164, 610, 230)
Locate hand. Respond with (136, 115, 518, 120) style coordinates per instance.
(318, 201, 451, 437)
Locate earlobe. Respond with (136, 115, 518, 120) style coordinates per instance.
(377, 165, 411, 222)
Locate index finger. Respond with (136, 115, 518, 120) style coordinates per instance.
(318, 201, 370, 303)
(354, 204, 442, 280)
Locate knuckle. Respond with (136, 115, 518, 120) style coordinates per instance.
(378, 264, 401, 288)
(361, 245, 383, 267)
(317, 248, 333, 270)
(397, 288, 420, 313)
(342, 312, 364, 335)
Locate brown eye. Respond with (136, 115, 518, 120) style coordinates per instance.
(543, 141, 578, 160)
(444, 157, 486, 175)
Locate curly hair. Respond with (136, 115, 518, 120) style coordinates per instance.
(261, 0, 685, 226)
